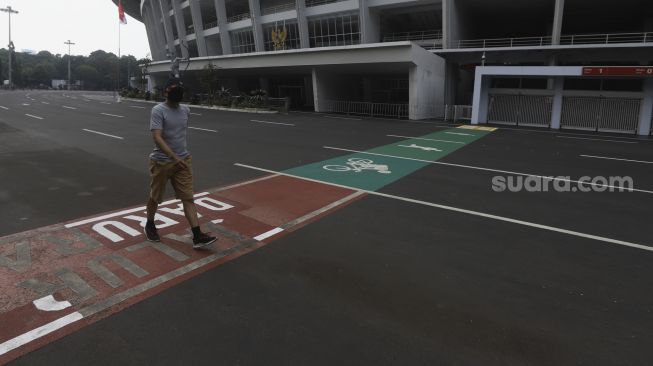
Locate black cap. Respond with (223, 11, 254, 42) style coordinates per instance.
(165, 78, 183, 91)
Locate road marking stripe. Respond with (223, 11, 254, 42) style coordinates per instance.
(130, 105, 146, 109)
(3, 189, 361, 356)
(445, 132, 474, 136)
(188, 126, 218, 133)
(33, 295, 72, 312)
(235, 163, 653, 252)
(82, 129, 124, 140)
(0, 312, 84, 355)
(387, 134, 465, 144)
(100, 113, 125, 118)
(101, 102, 111, 105)
(41, 101, 49, 105)
(190, 112, 202, 116)
(62, 106, 77, 110)
(65, 192, 210, 228)
(254, 227, 284, 241)
(580, 154, 653, 164)
(557, 136, 637, 144)
(0, 105, 8, 110)
(322, 115, 362, 120)
(250, 119, 295, 126)
(22, 103, 30, 106)
(25, 114, 43, 120)
(322, 146, 653, 194)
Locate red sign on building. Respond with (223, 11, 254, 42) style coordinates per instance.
(582, 66, 653, 76)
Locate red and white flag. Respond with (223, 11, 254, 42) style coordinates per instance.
(118, 0, 127, 24)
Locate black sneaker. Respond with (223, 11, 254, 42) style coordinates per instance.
(192, 232, 217, 249)
(144, 224, 160, 242)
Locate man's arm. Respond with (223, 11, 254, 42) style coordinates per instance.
(151, 129, 188, 169)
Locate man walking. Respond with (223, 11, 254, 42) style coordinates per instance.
(144, 79, 216, 249)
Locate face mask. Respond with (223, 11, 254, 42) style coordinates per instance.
(167, 87, 184, 103)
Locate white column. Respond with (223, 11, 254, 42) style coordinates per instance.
(142, 6, 160, 61)
(638, 78, 653, 136)
(214, 0, 232, 54)
(146, 1, 167, 60)
(189, 0, 208, 56)
(552, 0, 565, 45)
(442, 0, 463, 49)
(550, 77, 564, 129)
(248, 0, 265, 52)
(296, 0, 310, 48)
(170, 0, 189, 59)
(155, 0, 176, 58)
(471, 69, 489, 124)
(359, 0, 379, 44)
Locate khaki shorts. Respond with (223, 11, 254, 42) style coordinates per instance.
(149, 156, 194, 204)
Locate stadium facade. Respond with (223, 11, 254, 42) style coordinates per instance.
(115, 0, 653, 134)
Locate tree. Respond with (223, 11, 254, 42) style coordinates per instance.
(200, 62, 221, 104)
(75, 64, 100, 90)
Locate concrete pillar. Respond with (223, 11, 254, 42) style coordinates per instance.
(146, 1, 167, 60)
(142, 7, 160, 61)
(312, 68, 340, 112)
(359, 0, 380, 44)
(214, 0, 232, 55)
(154, 0, 176, 58)
(638, 78, 653, 136)
(552, 0, 565, 45)
(550, 77, 564, 130)
(442, 0, 463, 49)
(189, 0, 209, 56)
(248, 0, 265, 52)
(296, 0, 310, 48)
(170, 0, 189, 59)
(471, 70, 490, 124)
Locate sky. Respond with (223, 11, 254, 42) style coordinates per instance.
(0, 0, 150, 59)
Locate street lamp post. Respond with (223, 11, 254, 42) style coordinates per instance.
(64, 40, 75, 90)
(1, 6, 19, 89)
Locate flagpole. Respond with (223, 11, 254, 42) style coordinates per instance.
(117, 18, 121, 102)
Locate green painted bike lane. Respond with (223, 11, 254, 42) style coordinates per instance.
(284, 126, 495, 191)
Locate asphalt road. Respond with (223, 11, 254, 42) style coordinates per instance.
(1, 90, 653, 365)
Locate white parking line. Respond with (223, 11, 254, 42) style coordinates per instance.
(82, 129, 124, 140)
(41, 101, 49, 105)
(190, 112, 202, 116)
(25, 114, 43, 120)
(254, 227, 284, 241)
(322, 115, 361, 121)
(445, 132, 474, 136)
(387, 134, 465, 144)
(100, 113, 125, 118)
(101, 102, 111, 105)
(557, 136, 637, 144)
(63, 106, 77, 110)
(235, 163, 653, 253)
(580, 154, 653, 164)
(188, 126, 218, 133)
(22, 103, 30, 106)
(0, 105, 8, 110)
(322, 146, 653, 194)
(250, 119, 295, 126)
(130, 105, 146, 109)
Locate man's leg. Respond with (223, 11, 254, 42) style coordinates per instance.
(180, 198, 199, 228)
(146, 197, 159, 222)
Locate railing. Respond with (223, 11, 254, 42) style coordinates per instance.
(203, 20, 218, 29)
(261, 2, 296, 15)
(453, 31, 653, 49)
(382, 30, 442, 42)
(305, 0, 348, 7)
(227, 13, 251, 23)
(323, 101, 473, 120)
(325, 100, 409, 118)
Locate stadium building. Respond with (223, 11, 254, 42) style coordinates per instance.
(115, 0, 653, 135)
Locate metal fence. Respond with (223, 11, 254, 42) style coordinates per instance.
(227, 13, 251, 23)
(203, 20, 218, 29)
(261, 2, 296, 15)
(453, 31, 653, 49)
(488, 94, 552, 127)
(322, 101, 472, 121)
(382, 30, 442, 42)
(561, 96, 641, 133)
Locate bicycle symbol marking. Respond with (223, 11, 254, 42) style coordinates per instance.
(323, 158, 392, 174)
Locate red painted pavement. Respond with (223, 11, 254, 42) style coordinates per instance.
(0, 175, 363, 364)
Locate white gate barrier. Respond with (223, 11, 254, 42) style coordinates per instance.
(488, 94, 552, 127)
(561, 96, 641, 133)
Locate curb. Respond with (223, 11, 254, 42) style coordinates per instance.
(121, 98, 279, 114)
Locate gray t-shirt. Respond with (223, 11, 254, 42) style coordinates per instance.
(149, 103, 191, 162)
